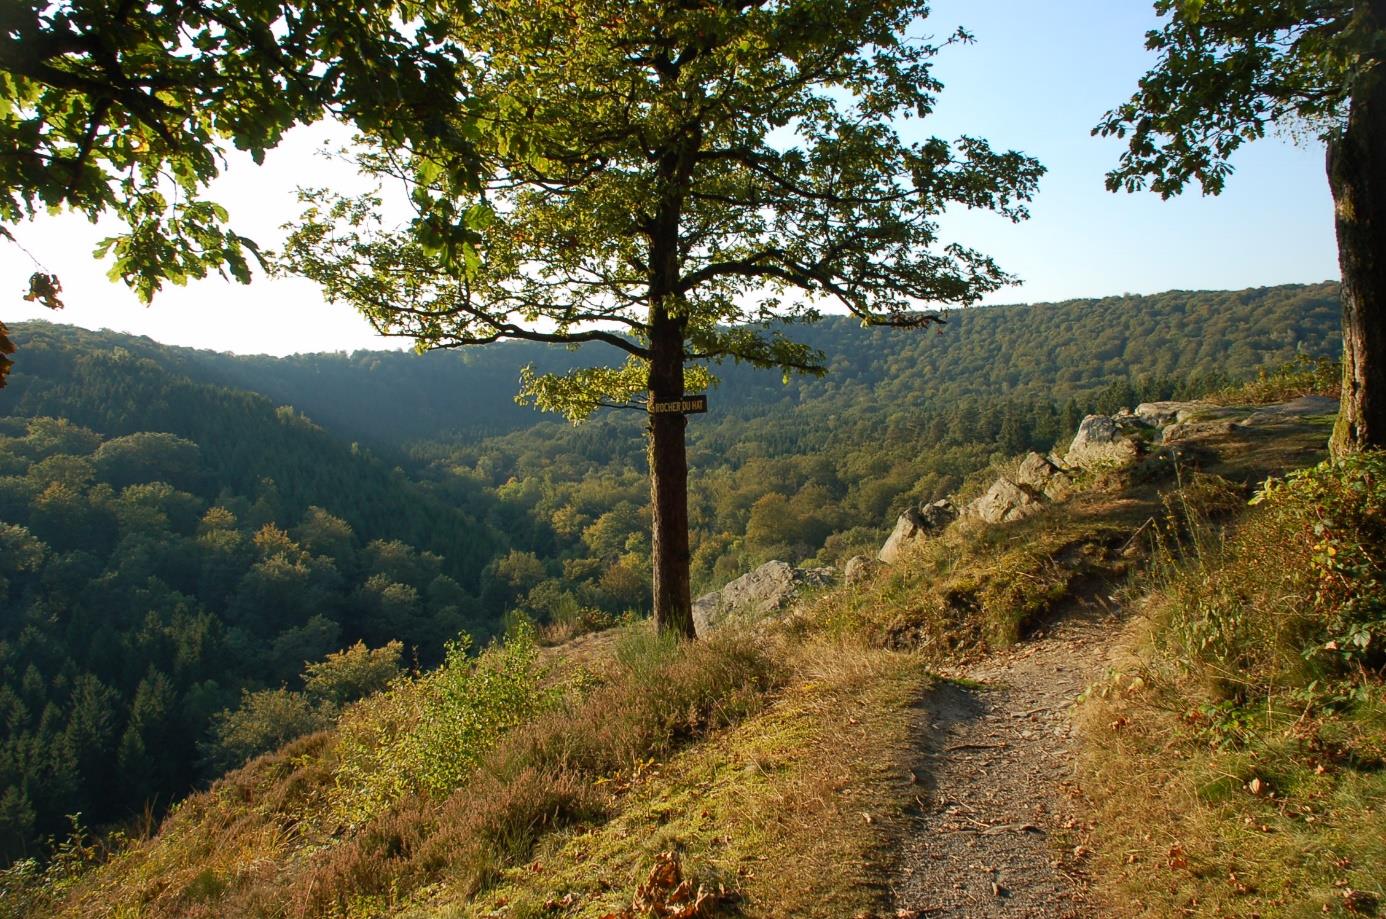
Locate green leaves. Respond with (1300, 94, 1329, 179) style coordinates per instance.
(331, 628, 556, 824)
(517, 359, 717, 423)
(283, 0, 1041, 419)
(1, 0, 480, 299)
(1097, 0, 1357, 197)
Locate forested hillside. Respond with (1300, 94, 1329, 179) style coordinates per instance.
(400, 283, 1341, 587)
(0, 282, 1342, 864)
(11, 283, 1338, 446)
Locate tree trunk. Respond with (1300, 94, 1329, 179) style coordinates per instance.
(647, 309, 695, 638)
(1328, 39, 1386, 456)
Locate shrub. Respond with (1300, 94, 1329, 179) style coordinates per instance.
(331, 627, 556, 826)
(201, 688, 332, 774)
(1254, 452, 1386, 674)
(291, 625, 781, 912)
(1211, 353, 1340, 405)
(1159, 452, 1386, 696)
(302, 640, 403, 705)
(1081, 454, 1386, 918)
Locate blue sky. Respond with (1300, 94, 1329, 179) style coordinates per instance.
(0, 1, 1340, 356)
(924, 0, 1336, 302)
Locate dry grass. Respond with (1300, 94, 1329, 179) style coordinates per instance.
(809, 494, 1141, 655)
(21, 629, 784, 919)
(418, 636, 931, 919)
(1079, 453, 1386, 918)
(1209, 355, 1340, 406)
(1080, 646, 1386, 918)
(15, 602, 935, 919)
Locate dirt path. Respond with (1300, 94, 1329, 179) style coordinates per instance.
(889, 600, 1123, 918)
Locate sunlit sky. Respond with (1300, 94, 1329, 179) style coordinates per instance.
(0, 0, 1339, 358)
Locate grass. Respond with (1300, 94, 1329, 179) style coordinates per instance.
(4, 402, 1349, 919)
(419, 639, 931, 919)
(16, 624, 930, 919)
(1079, 452, 1386, 917)
(810, 492, 1144, 654)
(14, 626, 784, 918)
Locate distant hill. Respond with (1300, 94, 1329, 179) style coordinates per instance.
(9, 282, 1340, 446)
(0, 323, 505, 580)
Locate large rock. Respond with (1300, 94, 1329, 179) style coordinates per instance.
(878, 499, 956, 564)
(693, 561, 835, 633)
(919, 498, 958, 531)
(965, 477, 1045, 525)
(1240, 394, 1340, 425)
(1063, 414, 1143, 470)
(1134, 400, 1208, 428)
(843, 554, 880, 584)
(1014, 451, 1075, 500)
(1162, 419, 1241, 442)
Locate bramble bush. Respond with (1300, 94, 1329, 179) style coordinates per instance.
(1162, 452, 1385, 694)
(1254, 451, 1385, 674)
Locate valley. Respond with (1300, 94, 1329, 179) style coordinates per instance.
(1, 284, 1375, 918)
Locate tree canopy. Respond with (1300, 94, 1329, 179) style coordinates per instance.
(284, 0, 1043, 634)
(0, 0, 483, 386)
(1095, 0, 1367, 197)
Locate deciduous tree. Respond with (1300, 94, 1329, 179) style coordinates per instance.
(284, 0, 1042, 636)
(0, 0, 479, 384)
(1096, 0, 1386, 454)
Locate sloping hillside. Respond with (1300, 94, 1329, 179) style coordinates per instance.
(8, 387, 1371, 919)
(0, 284, 1359, 912)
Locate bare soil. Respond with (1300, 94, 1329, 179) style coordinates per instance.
(889, 599, 1123, 918)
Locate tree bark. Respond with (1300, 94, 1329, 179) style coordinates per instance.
(1328, 25, 1386, 456)
(647, 308, 695, 638)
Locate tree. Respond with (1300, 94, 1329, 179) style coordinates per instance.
(201, 687, 330, 773)
(284, 0, 1042, 637)
(1096, 0, 1386, 454)
(302, 639, 403, 706)
(0, 0, 479, 385)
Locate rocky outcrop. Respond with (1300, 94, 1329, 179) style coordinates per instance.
(964, 477, 1045, 524)
(878, 499, 957, 564)
(1015, 451, 1075, 500)
(879, 419, 1142, 560)
(1239, 394, 1339, 424)
(1162, 419, 1240, 442)
(843, 554, 881, 584)
(1063, 414, 1145, 470)
(693, 560, 836, 633)
(919, 499, 958, 530)
(1134, 400, 1207, 427)
(870, 395, 1339, 569)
